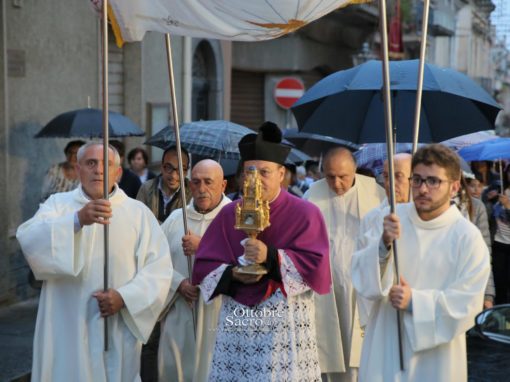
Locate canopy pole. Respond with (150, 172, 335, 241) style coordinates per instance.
(164, 33, 197, 338)
(411, 0, 430, 155)
(378, 0, 404, 371)
(499, 160, 504, 194)
(101, 0, 110, 352)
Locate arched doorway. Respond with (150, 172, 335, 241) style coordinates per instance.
(192, 40, 223, 121)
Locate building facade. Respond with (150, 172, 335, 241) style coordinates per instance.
(0, 0, 231, 305)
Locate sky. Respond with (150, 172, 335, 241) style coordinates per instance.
(492, 0, 510, 48)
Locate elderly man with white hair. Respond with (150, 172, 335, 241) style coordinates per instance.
(17, 142, 172, 382)
(358, 153, 413, 245)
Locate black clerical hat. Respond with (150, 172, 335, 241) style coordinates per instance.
(238, 121, 291, 165)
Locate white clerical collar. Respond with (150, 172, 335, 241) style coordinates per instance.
(191, 195, 224, 215)
(79, 184, 118, 201)
(329, 179, 357, 200)
(409, 203, 460, 229)
(343, 181, 357, 198)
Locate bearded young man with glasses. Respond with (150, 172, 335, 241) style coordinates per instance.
(352, 144, 490, 382)
(136, 146, 192, 224)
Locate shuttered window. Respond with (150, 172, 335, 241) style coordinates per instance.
(231, 70, 264, 130)
(108, 32, 123, 113)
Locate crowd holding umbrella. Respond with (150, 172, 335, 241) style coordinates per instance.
(353, 130, 498, 177)
(459, 138, 510, 193)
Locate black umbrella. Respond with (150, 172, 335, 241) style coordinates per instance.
(286, 146, 311, 165)
(283, 129, 359, 156)
(35, 108, 145, 138)
(291, 60, 501, 143)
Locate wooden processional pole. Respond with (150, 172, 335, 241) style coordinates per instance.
(164, 33, 197, 338)
(101, 0, 110, 352)
(411, 0, 431, 155)
(378, 0, 404, 370)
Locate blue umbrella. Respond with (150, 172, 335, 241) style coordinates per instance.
(458, 138, 510, 193)
(355, 141, 472, 176)
(35, 108, 144, 138)
(292, 60, 501, 143)
(458, 138, 510, 162)
(440, 130, 498, 152)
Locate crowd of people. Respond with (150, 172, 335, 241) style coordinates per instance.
(16, 121, 508, 381)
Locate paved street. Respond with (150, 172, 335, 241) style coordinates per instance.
(0, 299, 37, 382)
(1, 297, 509, 382)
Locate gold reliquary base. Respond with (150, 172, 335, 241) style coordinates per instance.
(234, 263, 268, 275)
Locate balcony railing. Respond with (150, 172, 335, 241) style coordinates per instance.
(416, 3, 456, 37)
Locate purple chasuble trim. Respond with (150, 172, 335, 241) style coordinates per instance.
(192, 189, 331, 306)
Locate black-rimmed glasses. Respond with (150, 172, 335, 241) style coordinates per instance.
(162, 163, 188, 174)
(409, 175, 451, 189)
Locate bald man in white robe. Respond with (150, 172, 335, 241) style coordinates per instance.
(304, 147, 385, 382)
(158, 160, 230, 382)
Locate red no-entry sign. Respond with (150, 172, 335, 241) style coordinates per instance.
(274, 77, 305, 110)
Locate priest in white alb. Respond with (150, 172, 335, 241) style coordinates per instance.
(352, 144, 490, 382)
(158, 159, 230, 382)
(16, 142, 172, 382)
(304, 147, 385, 382)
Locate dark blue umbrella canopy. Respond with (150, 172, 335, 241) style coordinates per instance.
(35, 108, 144, 138)
(292, 60, 502, 144)
(282, 129, 359, 156)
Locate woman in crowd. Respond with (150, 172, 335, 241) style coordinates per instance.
(456, 173, 496, 309)
(466, 172, 485, 199)
(471, 160, 496, 188)
(128, 147, 156, 184)
(40, 140, 85, 202)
